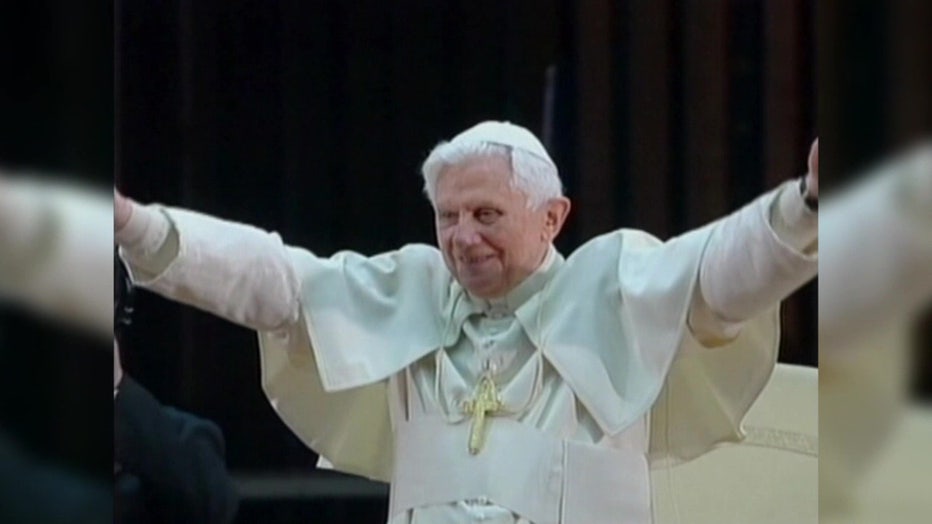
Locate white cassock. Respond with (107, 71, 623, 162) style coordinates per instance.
(118, 179, 816, 523)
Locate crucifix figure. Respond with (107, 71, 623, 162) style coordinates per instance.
(462, 373, 504, 455)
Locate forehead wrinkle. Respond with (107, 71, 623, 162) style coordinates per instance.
(437, 191, 512, 209)
(436, 167, 521, 210)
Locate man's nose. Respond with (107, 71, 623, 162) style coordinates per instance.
(452, 219, 481, 247)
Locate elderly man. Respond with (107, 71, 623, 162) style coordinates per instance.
(115, 121, 818, 523)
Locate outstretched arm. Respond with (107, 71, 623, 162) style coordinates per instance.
(819, 142, 932, 350)
(0, 174, 112, 338)
(115, 190, 301, 331)
(688, 140, 819, 345)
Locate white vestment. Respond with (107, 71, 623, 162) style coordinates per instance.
(119, 181, 817, 523)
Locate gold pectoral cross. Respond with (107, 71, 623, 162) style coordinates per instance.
(461, 374, 503, 455)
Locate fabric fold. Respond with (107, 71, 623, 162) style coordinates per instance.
(258, 227, 780, 478)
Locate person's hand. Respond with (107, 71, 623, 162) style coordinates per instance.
(114, 340, 124, 390)
(805, 138, 818, 198)
(114, 188, 133, 232)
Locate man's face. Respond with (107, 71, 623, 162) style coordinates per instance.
(434, 156, 558, 298)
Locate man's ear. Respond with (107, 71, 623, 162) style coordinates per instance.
(544, 197, 571, 241)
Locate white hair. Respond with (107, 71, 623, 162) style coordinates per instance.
(420, 141, 563, 209)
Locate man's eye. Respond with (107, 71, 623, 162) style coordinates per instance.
(438, 211, 457, 222)
(476, 209, 501, 224)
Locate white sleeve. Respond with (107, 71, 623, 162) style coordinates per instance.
(0, 178, 113, 338)
(117, 202, 302, 332)
(819, 144, 932, 351)
(689, 180, 818, 344)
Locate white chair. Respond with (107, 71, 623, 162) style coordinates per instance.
(651, 363, 818, 524)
